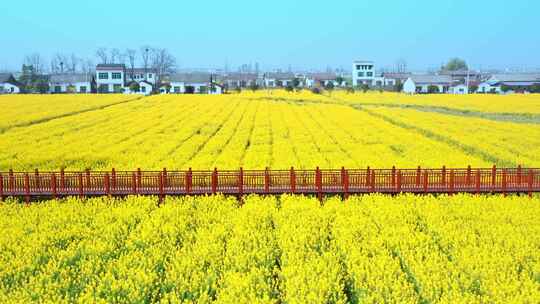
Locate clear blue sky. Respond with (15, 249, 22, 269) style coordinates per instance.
(1, 0, 539, 71)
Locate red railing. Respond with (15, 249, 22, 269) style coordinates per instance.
(0, 166, 538, 203)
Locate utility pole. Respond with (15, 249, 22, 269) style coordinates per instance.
(60, 62, 64, 74)
(144, 48, 149, 81)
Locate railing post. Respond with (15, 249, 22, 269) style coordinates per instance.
(391, 166, 396, 187)
(396, 170, 402, 193)
(341, 167, 349, 200)
(449, 169, 455, 195)
(491, 165, 496, 192)
(158, 171, 164, 205)
(34, 169, 40, 192)
(85, 169, 91, 193)
(238, 167, 244, 197)
(290, 167, 296, 194)
(212, 168, 218, 194)
(528, 170, 533, 198)
(466, 165, 471, 186)
(441, 165, 446, 188)
(60, 168, 65, 193)
(517, 165, 522, 186)
(9, 169, 14, 195)
(423, 170, 428, 193)
(78, 172, 84, 198)
(105, 173, 111, 197)
(416, 166, 421, 188)
(316, 167, 322, 202)
(132, 172, 137, 195)
(475, 169, 481, 194)
(0, 173, 3, 201)
(137, 168, 142, 190)
(111, 168, 116, 194)
(187, 168, 192, 194)
(366, 166, 371, 189)
(163, 168, 168, 195)
(502, 169, 507, 196)
(24, 173, 30, 204)
(370, 169, 376, 193)
(51, 173, 57, 199)
(264, 167, 270, 194)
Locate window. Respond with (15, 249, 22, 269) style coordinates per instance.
(356, 65, 361, 70)
(98, 84, 109, 93)
(54, 86, 61, 93)
(113, 84, 122, 93)
(148, 74, 153, 79)
(174, 86, 181, 93)
(112, 72, 122, 79)
(141, 86, 146, 93)
(80, 86, 87, 93)
(367, 72, 373, 77)
(358, 72, 364, 77)
(98, 72, 108, 80)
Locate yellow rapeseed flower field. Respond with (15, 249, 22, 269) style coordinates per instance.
(1, 91, 539, 302)
(0, 194, 539, 303)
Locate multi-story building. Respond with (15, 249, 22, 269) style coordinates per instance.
(96, 64, 125, 93)
(352, 60, 375, 86)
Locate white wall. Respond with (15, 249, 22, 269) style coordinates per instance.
(403, 78, 416, 93)
(96, 70, 125, 92)
(0, 83, 20, 94)
(50, 82, 91, 93)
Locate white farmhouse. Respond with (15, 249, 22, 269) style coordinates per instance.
(126, 68, 157, 85)
(125, 80, 153, 95)
(167, 73, 222, 94)
(381, 72, 411, 87)
(96, 64, 126, 93)
(222, 73, 259, 89)
(449, 83, 469, 94)
(49, 73, 94, 93)
(352, 61, 375, 86)
(305, 73, 343, 88)
(263, 72, 296, 88)
(402, 75, 453, 94)
(478, 73, 540, 93)
(0, 73, 21, 94)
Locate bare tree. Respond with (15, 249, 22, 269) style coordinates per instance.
(96, 48, 108, 64)
(81, 58, 95, 75)
(110, 48, 122, 64)
(126, 49, 137, 80)
(150, 48, 176, 86)
(23, 53, 46, 74)
(68, 53, 80, 73)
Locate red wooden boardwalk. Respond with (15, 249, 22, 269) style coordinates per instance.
(0, 166, 538, 203)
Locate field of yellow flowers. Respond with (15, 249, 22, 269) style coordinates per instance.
(1, 194, 539, 303)
(0, 91, 539, 170)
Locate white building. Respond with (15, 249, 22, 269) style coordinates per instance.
(126, 68, 157, 85)
(167, 73, 222, 94)
(305, 73, 343, 88)
(96, 64, 126, 93)
(449, 84, 469, 94)
(222, 73, 259, 89)
(381, 72, 412, 87)
(402, 75, 453, 94)
(478, 73, 540, 93)
(264, 72, 296, 87)
(352, 61, 375, 86)
(0, 73, 20, 94)
(124, 80, 153, 95)
(49, 73, 94, 93)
